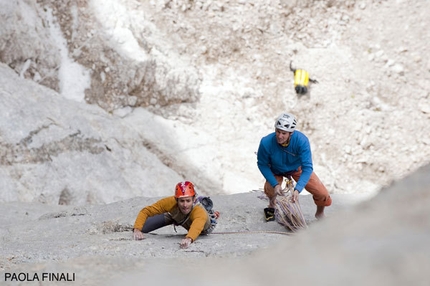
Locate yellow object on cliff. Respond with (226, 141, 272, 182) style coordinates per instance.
(293, 69, 310, 88)
(290, 61, 318, 95)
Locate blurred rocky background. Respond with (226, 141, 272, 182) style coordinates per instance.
(1, 0, 429, 284)
(1, 0, 429, 205)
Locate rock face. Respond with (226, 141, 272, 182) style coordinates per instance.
(0, 164, 429, 285)
(1, 0, 201, 111)
(0, 63, 224, 204)
(1, 2, 430, 205)
(1, 1, 429, 284)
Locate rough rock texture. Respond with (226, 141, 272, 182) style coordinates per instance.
(0, 63, 226, 204)
(0, 164, 429, 285)
(1, 0, 430, 202)
(1, 0, 201, 111)
(1, 1, 430, 283)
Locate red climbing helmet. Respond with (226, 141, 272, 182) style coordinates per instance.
(175, 181, 196, 198)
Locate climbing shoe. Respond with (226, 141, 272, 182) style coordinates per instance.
(264, 207, 275, 222)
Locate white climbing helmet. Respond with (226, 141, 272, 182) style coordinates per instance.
(274, 113, 297, 132)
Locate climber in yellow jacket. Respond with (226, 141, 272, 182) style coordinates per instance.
(133, 181, 219, 249)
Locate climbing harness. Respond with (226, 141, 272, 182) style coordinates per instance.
(172, 212, 191, 233)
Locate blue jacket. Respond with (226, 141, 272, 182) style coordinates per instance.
(257, 131, 313, 192)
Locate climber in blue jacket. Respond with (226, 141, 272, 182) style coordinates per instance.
(257, 112, 332, 221)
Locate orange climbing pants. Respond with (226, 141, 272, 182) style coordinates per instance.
(264, 167, 332, 207)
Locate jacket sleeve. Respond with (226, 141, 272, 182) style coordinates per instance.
(133, 196, 176, 230)
(294, 138, 313, 192)
(257, 138, 278, 187)
(185, 206, 209, 242)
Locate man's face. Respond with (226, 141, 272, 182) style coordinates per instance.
(177, 196, 194, 215)
(275, 128, 292, 145)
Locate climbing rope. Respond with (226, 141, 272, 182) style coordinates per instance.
(211, 230, 290, 236)
(274, 182, 307, 232)
(256, 178, 308, 232)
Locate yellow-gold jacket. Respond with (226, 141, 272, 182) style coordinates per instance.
(133, 196, 211, 242)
